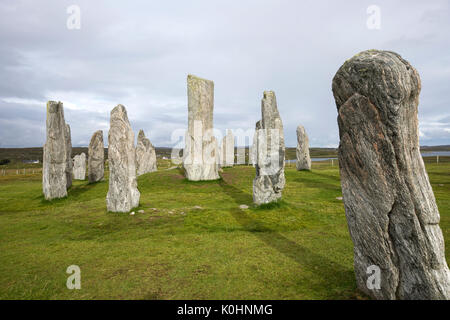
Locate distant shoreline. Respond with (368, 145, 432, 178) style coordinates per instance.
(0, 145, 449, 164)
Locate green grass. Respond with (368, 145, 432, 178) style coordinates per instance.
(0, 161, 449, 299)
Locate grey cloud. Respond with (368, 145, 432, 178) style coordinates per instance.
(0, 0, 449, 148)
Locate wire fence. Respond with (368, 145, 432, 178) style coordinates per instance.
(0, 156, 447, 177)
(0, 167, 43, 176)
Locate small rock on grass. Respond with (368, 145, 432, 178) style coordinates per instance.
(138, 210, 144, 214)
(239, 204, 249, 210)
(130, 211, 135, 216)
(336, 197, 343, 201)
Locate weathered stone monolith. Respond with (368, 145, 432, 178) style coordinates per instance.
(214, 137, 221, 170)
(253, 91, 285, 205)
(332, 49, 450, 299)
(221, 130, 234, 167)
(65, 124, 72, 188)
(296, 125, 311, 170)
(88, 130, 105, 183)
(250, 121, 261, 166)
(106, 105, 140, 212)
(73, 153, 86, 180)
(42, 101, 68, 200)
(136, 129, 157, 176)
(183, 74, 219, 181)
(88, 130, 104, 183)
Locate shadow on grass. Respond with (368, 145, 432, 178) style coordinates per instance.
(219, 178, 356, 298)
(176, 167, 185, 176)
(307, 170, 341, 184)
(291, 171, 340, 192)
(253, 199, 290, 211)
(218, 177, 253, 204)
(231, 207, 356, 298)
(182, 177, 223, 185)
(68, 181, 106, 199)
(35, 181, 106, 206)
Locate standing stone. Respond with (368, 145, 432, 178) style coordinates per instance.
(296, 125, 311, 170)
(214, 137, 221, 169)
(73, 153, 86, 180)
(135, 129, 157, 176)
(65, 124, 73, 188)
(332, 50, 450, 299)
(253, 91, 286, 205)
(250, 121, 261, 166)
(183, 74, 220, 181)
(221, 129, 234, 167)
(42, 101, 68, 200)
(88, 130, 104, 183)
(106, 105, 140, 212)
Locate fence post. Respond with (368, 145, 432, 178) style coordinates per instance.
(437, 155, 439, 164)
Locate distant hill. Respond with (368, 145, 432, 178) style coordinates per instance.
(0, 145, 448, 164)
(0, 147, 178, 165)
(421, 145, 450, 152)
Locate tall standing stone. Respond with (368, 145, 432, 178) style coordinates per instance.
(135, 129, 157, 176)
(183, 74, 219, 181)
(253, 91, 286, 205)
(88, 130, 104, 183)
(65, 124, 72, 188)
(213, 136, 222, 171)
(216, 138, 222, 168)
(73, 153, 86, 180)
(296, 125, 311, 170)
(332, 50, 450, 299)
(250, 121, 261, 166)
(221, 129, 235, 167)
(42, 101, 68, 200)
(106, 105, 140, 212)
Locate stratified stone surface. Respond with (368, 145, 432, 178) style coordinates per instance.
(42, 101, 68, 200)
(135, 129, 157, 176)
(106, 105, 140, 212)
(73, 153, 86, 180)
(253, 91, 286, 205)
(296, 125, 311, 170)
(332, 49, 450, 300)
(183, 74, 219, 181)
(88, 130, 104, 183)
(65, 124, 72, 188)
(221, 129, 234, 167)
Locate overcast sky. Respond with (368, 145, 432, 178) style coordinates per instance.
(0, 0, 449, 148)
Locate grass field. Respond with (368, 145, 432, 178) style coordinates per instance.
(0, 160, 449, 299)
